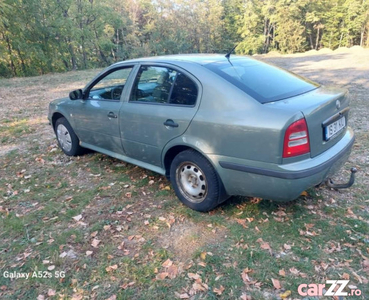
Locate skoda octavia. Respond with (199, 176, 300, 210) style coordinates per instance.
(48, 54, 355, 211)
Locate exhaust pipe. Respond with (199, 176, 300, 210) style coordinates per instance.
(326, 167, 357, 189)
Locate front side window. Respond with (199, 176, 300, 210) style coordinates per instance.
(130, 66, 198, 106)
(88, 67, 133, 101)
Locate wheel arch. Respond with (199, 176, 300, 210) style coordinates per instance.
(163, 145, 193, 178)
(51, 112, 66, 131)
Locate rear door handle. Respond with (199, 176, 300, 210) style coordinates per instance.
(107, 112, 117, 119)
(164, 119, 179, 128)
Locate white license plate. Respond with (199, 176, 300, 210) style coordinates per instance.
(325, 117, 346, 140)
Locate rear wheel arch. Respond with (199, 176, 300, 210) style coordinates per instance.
(163, 145, 192, 178)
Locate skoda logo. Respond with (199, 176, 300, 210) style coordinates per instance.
(336, 100, 341, 110)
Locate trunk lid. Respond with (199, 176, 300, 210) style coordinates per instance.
(266, 86, 350, 158)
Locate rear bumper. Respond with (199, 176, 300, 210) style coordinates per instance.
(212, 127, 355, 201)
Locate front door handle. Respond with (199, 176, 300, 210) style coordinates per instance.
(164, 119, 179, 128)
(107, 112, 117, 119)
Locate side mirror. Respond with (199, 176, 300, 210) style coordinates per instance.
(69, 89, 83, 100)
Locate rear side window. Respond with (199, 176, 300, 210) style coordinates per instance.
(169, 73, 197, 105)
(130, 66, 198, 106)
(204, 58, 319, 103)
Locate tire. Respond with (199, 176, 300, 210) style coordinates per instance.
(54, 117, 84, 156)
(170, 149, 224, 212)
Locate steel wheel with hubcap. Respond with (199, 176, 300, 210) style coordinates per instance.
(54, 117, 84, 156)
(176, 162, 208, 203)
(56, 124, 72, 152)
(170, 149, 225, 212)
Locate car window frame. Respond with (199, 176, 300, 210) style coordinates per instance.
(83, 65, 136, 102)
(128, 63, 200, 108)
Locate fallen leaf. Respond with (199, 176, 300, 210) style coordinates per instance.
(241, 269, 251, 283)
(103, 225, 111, 231)
(105, 295, 116, 300)
(200, 252, 207, 260)
(86, 251, 93, 256)
(280, 290, 291, 299)
(342, 272, 350, 280)
(168, 264, 178, 279)
(240, 293, 252, 300)
(71, 294, 83, 300)
(289, 267, 300, 275)
(260, 242, 271, 250)
(188, 272, 200, 280)
(192, 281, 207, 292)
(156, 272, 168, 280)
(37, 296, 45, 300)
(72, 214, 82, 221)
(271, 278, 281, 289)
(59, 251, 67, 258)
(48, 289, 56, 296)
(48, 265, 55, 271)
(236, 218, 248, 228)
(300, 191, 308, 197)
(162, 258, 173, 268)
(213, 285, 225, 295)
(106, 265, 118, 272)
(175, 292, 190, 299)
(91, 239, 101, 248)
(283, 244, 291, 250)
(279, 269, 286, 277)
(90, 231, 98, 237)
(116, 240, 124, 250)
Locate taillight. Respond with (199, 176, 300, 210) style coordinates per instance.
(283, 118, 310, 158)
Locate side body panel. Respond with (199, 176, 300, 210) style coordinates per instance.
(120, 63, 202, 167)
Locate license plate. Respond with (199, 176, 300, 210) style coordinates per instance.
(325, 117, 346, 140)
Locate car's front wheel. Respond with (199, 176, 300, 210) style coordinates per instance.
(170, 149, 222, 212)
(55, 117, 84, 156)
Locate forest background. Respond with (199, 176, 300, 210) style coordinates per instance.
(0, 0, 368, 77)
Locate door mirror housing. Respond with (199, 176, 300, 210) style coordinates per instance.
(69, 89, 83, 100)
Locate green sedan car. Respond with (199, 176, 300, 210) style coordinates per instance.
(48, 54, 355, 211)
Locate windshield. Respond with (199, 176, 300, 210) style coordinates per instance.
(204, 58, 319, 103)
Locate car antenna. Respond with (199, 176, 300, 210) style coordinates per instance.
(225, 44, 237, 65)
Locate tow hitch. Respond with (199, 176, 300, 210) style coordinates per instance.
(326, 167, 357, 189)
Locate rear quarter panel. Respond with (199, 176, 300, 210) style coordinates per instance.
(179, 65, 301, 164)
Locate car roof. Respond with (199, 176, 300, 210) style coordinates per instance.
(112, 54, 258, 67)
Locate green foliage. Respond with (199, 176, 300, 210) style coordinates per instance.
(0, 0, 368, 77)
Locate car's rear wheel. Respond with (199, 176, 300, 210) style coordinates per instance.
(55, 117, 84, 156)
(170, 149, 222, 212)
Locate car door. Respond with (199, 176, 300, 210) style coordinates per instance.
(73, 66, 134, 154)
(120, 64, 201, 166)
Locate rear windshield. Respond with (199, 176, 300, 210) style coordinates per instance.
(204, 58, 319, 103)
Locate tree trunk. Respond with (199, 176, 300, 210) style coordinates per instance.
(309, 34, 313, 49)
(67, 38, 77, 70)
(360, 27, 364, 46)
(315, 27, 320, 50)
(16, 47, 26, 75)
(5, 35, 16, 76)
